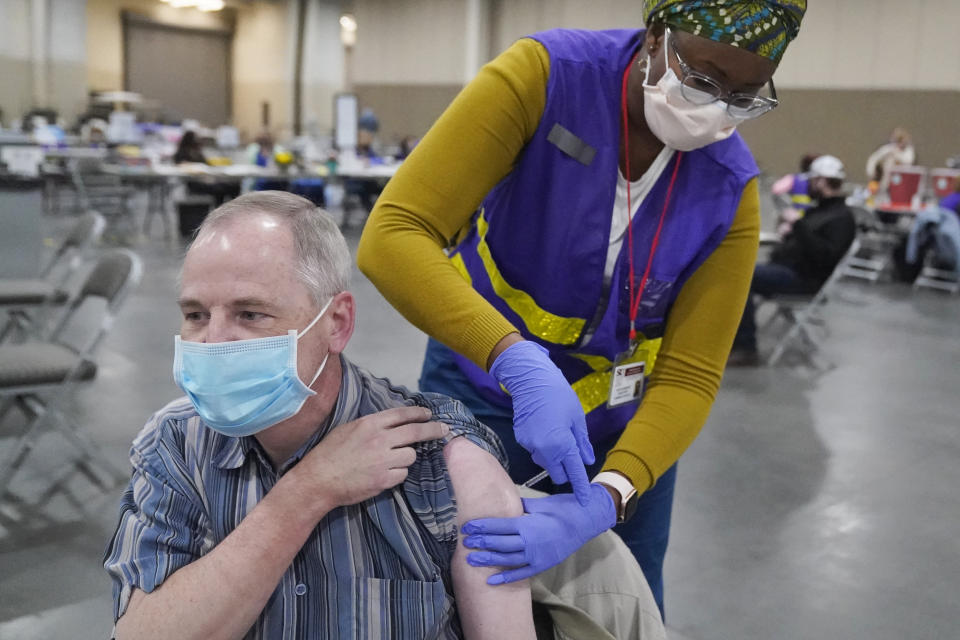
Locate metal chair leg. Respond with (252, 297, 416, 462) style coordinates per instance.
(0, 397, 48, 497)
(767, 321, 800, 366)
(22, 395, 127, 489)
(0, 396, 16, 423)
(0, 315, 20, 343)
(768, 304, 816, 367)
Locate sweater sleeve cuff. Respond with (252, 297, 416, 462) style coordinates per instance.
(458, 310, 519, 370)
(602, 451, 655, 494)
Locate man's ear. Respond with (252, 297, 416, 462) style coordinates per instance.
(326, 291, 356, 355)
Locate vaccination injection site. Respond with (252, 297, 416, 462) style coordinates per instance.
(2, 1, 959, 638)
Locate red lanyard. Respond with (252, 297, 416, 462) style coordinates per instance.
(621, 51, 683, 342)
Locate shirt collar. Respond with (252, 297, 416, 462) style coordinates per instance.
(210, 355, 365, 471)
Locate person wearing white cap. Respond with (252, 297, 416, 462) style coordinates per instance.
(728, 154, 856, 366)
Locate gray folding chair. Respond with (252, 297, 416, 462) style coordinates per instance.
(913, 259, 960, 294)
(0, 249, 143, 497)
(69, 159, 138, 242)
(766, 237, 861, 367)
(840, 207, 897, 282)
(911, 216, 960, 294)
(0, 211, 106, 342)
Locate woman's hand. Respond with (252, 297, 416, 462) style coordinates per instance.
(461, 484, 616, 583)
(490, 340, 595, 505)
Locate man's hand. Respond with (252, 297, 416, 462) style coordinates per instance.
(289, 406, 448, 514)
(489, 340, 595, 505)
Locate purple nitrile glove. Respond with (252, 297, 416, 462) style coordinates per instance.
(490, 340, 595, 505)
(462, 483, 616, 584)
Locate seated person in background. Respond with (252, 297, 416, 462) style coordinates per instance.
(397, 135, 420, 160)
(940, 180, 960, 215)
(173, 130, 207, 165)
(903, 198, 960, 276)
(174, 130, 239, 206)
(249, 132, 278, 168)
(345, 107, 386, 218)
(103, 191, 539, 639)
(771, 153, 819, 237)
(357, 106, 382, 158)
(728, 155, 856, 366)
(865, 126, 916, 196)
(358, 107, 380, 136)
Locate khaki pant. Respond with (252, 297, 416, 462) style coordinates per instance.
(521, 488, 666, 640)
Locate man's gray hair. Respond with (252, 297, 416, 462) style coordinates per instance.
(192, 191, 351, 306)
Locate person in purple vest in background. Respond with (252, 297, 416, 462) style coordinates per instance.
(940, 180, 960, 215)
(772, 152, 820, 237)
(358, 0, 806, 619)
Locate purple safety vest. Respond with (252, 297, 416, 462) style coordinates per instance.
(449, 28, 759, 440)
(790, 174, 813, 210)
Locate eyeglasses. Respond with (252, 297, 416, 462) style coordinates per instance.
(665, 28, 779, 119)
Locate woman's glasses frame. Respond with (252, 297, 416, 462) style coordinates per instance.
(665, 27, 779, 119)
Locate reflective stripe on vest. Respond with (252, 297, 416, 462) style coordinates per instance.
(569, 337, 662, 415)
(451, 231, 664, 414)
(454, 210, 587, 346)
(449, 251, 472, 286)
(790, 193, 812, 209)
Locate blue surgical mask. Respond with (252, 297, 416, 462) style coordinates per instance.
(173, 297, 333, 437)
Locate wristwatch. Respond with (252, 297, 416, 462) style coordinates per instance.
(593, 471, 639, 523)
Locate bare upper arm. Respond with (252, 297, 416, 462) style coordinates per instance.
(114, 588, 145, 638)
(444, 436, 522, 521)
(443, 436, 535, 640)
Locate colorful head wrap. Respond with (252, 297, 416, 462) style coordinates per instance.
(643, 0, 806, 64)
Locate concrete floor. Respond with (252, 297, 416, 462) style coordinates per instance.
(1, 207, 959, 639)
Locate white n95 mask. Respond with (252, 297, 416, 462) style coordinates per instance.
(642, 55, 745, 152)
(173, 297, 333, 437)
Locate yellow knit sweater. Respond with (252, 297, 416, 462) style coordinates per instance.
(357, 37, 759, 493)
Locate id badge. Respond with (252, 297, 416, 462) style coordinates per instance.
(608, 361, 645, 407)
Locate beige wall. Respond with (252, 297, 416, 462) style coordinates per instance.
(300, 0, 345, 139)
(85, 0, 231, 93)
(488, 0, 960, 90)
(6, 0, 957, 166)
(349, 0, 479, 142)
(351, 0, 960, 177)
(0, 0, 35, 123)
(739, 89, 960, 180)
(1, 0, 86, 124)
(47, 0, 88, 122)
(84, 0, 296, 139)
(0, 52, 32, 125)
(85, 0, 125, 92)
(490, 0, 644, 52)
(775, 0, 960, 90)
(231, 1, 294, 139)
(352, 0, 468, 85)
(353, 83, 462, 144)
(705, 0, 960, 176)
(83, 0, 350, 140)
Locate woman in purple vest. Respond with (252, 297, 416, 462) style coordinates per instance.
(359, 0, 806, 618)
(772, 152, 819, 236)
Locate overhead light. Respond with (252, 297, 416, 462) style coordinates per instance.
(163, 0, 223, 9)
(340, 13, 357, 46)
(339, 14, 357, 32)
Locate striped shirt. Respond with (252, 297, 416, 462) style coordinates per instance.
(103, 356, 507, 639)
